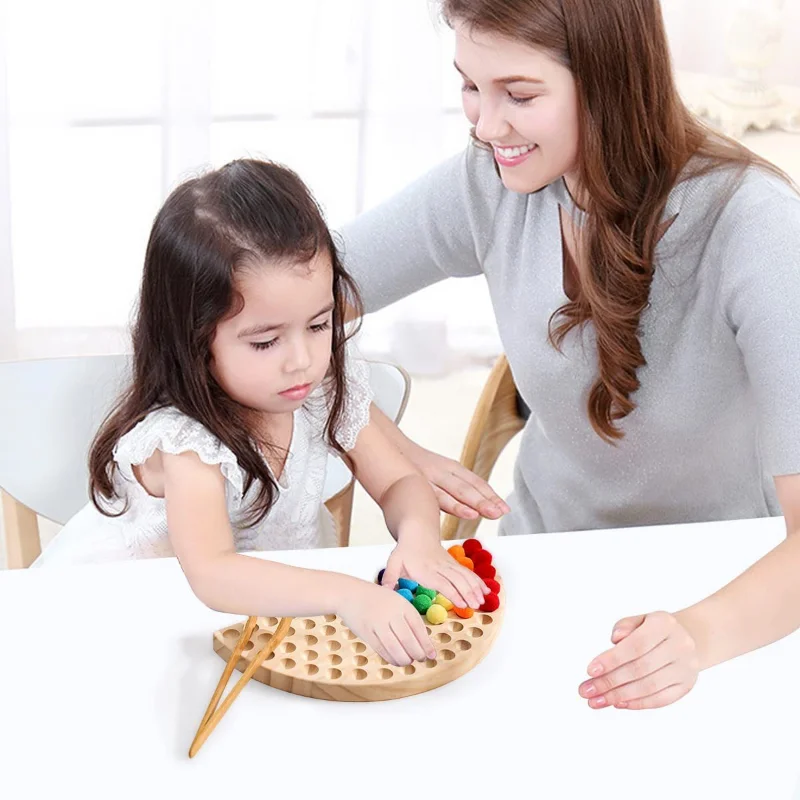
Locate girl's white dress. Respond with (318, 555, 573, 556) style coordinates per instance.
(32, 357, 373, 566)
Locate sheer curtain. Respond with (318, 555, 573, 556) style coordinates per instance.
(0, 0, 798, 371)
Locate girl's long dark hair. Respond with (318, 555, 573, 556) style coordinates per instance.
(89, 159, 363, 526)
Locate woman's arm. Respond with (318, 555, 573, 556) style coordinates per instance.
(678, 473, 800, 669)
(366, 404, 510, 521)
(578, 476, 800, 711)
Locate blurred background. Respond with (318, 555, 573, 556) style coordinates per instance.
(1, 0, 799, 561)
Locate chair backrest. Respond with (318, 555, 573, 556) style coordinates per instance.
(321, 360, 411, 500)
(0, 354, 410, 525)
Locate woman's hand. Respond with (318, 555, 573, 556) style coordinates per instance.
(404, 442, 511, 521)
(381, 536, 489, 610)
(578, 611, 702, 710)
(336, 580, 438, 666)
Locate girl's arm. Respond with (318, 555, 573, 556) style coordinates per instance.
(162, 450, 436, 665)
(163, 450, 354, 618)
(345, 419, 488, 609)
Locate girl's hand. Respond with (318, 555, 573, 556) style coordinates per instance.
(381, 537, 489, 610)
(406, 444, 511, 522)
(336, 581, 437, 666)
(578, 611, 701, 710)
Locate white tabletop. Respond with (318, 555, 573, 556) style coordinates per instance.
(2, 517, 799, 799)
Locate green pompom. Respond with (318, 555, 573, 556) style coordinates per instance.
(412, 594, 433, 614)
(415, 587, 436, 601)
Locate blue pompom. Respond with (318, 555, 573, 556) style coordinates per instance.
(397, 578, 419, 592)
(396, 588, 415, 602)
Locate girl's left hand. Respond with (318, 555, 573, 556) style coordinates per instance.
(578, 611, 701, 710)
(381, 538, 488, 610)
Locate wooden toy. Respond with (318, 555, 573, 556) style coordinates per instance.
(189, 564, 504, 757)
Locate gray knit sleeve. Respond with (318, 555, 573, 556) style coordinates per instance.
(718, 173, 800, 477)
(337, 142, 505, 312)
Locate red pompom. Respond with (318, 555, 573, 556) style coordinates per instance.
(484, 578, 501, 594)
(473, 549, 493, 567)
(474, 562, 496, 580)
(479, 592, 500, 612)
(463, 539, 483, 557)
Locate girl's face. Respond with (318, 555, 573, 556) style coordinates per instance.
(210, 251, 335, 416)
(454, 20, 580, 196)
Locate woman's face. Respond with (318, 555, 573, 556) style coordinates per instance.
(454, 20, 580, 195)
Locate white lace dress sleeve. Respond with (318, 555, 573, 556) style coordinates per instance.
(334, 344, 374, 452)
(112, 407, 244, 501)
(31, 407, 246, 566)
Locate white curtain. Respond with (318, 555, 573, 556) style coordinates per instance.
(0, 0, 798, 372)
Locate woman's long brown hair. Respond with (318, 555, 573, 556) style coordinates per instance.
(442, 0, 793, 442)
(89, 159, 363, 525)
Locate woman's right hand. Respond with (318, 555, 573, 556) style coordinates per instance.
(404, 442, 511, 522)
(336, 580, 437, 666)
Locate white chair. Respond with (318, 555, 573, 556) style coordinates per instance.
(0, 354, 411, 568)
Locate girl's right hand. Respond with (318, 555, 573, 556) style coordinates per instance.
(336, 581, 437, 666)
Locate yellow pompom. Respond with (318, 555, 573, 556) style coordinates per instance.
(426, 603, 448, 625)
(434, 593, 454, 611)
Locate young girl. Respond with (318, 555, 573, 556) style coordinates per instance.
(33, 158, 488, 666)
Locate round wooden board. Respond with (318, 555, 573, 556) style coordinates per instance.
(212, 581, 505, 702)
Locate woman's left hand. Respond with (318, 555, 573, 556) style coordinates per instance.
(578, 610, 702, 710)
(381, 537, 488, 610)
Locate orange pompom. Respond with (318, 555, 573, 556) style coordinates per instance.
(447, 545, 466, 560)
(456, 556, 474, 571)
(453, 606, 475, 619)
(462, 539, 483, 558)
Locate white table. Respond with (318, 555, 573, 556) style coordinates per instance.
(2, 517, 799, 799)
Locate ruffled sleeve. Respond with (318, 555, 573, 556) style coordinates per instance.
(303, 342, 375, 453)
(336, 350, 374, 452)
(112, 406, 245, 498)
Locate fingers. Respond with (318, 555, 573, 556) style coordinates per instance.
(584, 663, 686, 708)
(438, 472, 507, 520)
(442, 563, 487, 609)
(381, 561, 402, 590)
(582, 638, 673, 696)
(613, 683, 691, 710)
(380, 617, 431, 665)
(587, 613, 672, 678)
(434, 486, 479, 520)
(610, 614, 646, 644)
(447, 465, 511, 516)
(404, 611, 437, 661)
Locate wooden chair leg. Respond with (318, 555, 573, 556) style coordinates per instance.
(441, 355, 525, 541)
(324, 481, 355, 547)
(2, 489, 42, 569)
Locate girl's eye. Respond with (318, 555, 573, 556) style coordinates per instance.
(310, 321, 331, 333)
(250, 339, 278, 351)
(461, 83, 477, 94)
(509, 94, 536, 106)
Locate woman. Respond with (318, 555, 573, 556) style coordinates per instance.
(340, 0, 800, 710)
